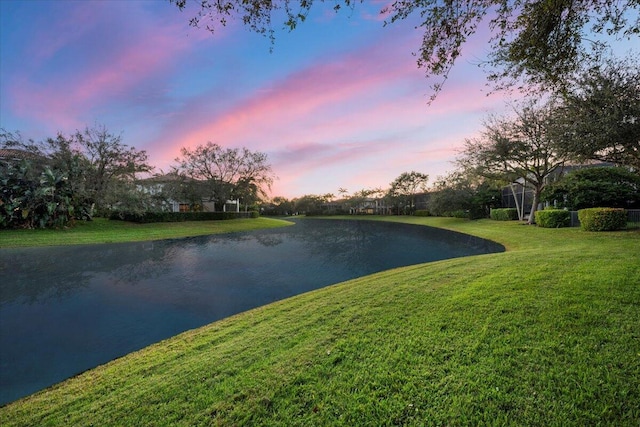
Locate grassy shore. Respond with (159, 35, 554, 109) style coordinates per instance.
(0, 217, 293, 248)
(1, 217, 639, 426)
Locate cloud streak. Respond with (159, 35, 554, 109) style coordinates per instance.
(3, 2, 197, 132)
(0, 0, 508, 198)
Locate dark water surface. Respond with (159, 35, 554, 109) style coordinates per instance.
(0, 219, 503, 404)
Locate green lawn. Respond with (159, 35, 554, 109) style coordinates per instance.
(1, 217, 639, 426)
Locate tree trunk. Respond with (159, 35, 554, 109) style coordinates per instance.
(528, 189, 541, 225)
(509, 183, 523, 221)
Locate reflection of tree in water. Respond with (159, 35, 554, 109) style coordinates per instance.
(0, 221, 503, 305)
(0, 241, 180, 304)
(202, 232, 283, 248)
(0, 249, 90, 304)
(286, 220, 382, 271)
(253, 233, 284, 247)
(0, 231, 290, 305)
(107, 242, 181, 286)
(285, 219, 503, 273)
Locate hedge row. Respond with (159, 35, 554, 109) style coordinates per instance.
(534, 209, 571, 228)
(492, 206, 628, 231)
(577, 208, 627, 231)
(109, 211, 258, 223)
(490, 208, 519, 221)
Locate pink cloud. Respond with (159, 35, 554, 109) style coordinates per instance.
(24, 2, 104, 66)
(150, 25, 421, 153)
(75, 32, 191, 104)
(156, 16, 499, 153)
(3, 1, 214, 135)
(3, 0, 508, 199)
(142, 17, 506, 198)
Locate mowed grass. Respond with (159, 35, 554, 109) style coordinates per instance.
(0, 217, 293, 248)
(1, 217, 639, 426)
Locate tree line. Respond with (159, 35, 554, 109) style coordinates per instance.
(2, 53, 638, 229)
(168, 0, 639, 223)
(0, 127, 275, 229)
(2, 1, 638, 229)
(265, 55, 640, 222)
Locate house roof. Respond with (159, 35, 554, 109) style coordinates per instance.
(562, 160, 616, 170)
(137, 174, 197, 184)
(0, 148, 43, 161)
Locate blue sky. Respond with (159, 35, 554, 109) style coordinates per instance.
(0, 0, 561, 198)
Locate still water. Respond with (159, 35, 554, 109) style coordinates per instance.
(0, 219, 503, 404)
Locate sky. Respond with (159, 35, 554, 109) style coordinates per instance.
(0, 1, 547, 198)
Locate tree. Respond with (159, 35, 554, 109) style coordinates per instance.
(460, 101, 571, 224)
(428, 170, 501, 219)
(173, 142, 275, 211)
(1, 131, 84, 228)
(169, 0, 639, 97)
(1, 125, 152, 216)
(148, 172, 207, 212)
(232, 177, 260, 211)
(293, 194, 332, 215)
(264, 196, 294, 216)
(555, 55, 640, 170)
(73, 125, 153, 213)
(344, 187, 385, 215)
(0, 155, 78, 229)
(387, 171, 429, 215)
(543, 166, 640, 210)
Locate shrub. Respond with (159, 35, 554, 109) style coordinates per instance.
(534, 209, 570, 228)
(490, 208, 518, 221)
(449, 210, 470, 218)
(0, 160, 77, 229)
(578, 208, 627, 231)
(542, 166, 640, 210)
(414, 210, 430, 217)
(109, 211, 256, 223)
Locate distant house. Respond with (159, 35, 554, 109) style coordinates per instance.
(0, 148, 46, 164)
(414, 192, 430, 211)
(136, 174, 184, 212)
(136, 174, 240, 213)
(501, 178, 534, 216)
(348, 197, 393, 215)
(501, 161, 616, 214)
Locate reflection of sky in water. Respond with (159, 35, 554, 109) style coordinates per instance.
(0, 219, 503, 404)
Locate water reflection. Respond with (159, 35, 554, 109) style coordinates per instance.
(0, 219, 503, 404)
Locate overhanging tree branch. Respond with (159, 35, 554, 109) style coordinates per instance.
(169, 0, 639, 98)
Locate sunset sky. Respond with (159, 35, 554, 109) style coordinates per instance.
(1, 0, 534, 198)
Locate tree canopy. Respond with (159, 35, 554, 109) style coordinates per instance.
(428, 170, 501, 219)
(386, 171, 429, 214)
(554, 55, 640, 170)
(460, 101, 571, 223)
(0, 125, 152, 225)
(72, 125, 153, 211)
(173, 142, 275, 210)
(170, 0, 639, 97)
(543, 166, 640, 210)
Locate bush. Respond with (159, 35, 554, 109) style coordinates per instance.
(414, 210, 430, 217)
(542, 166, 640, 210)
(490, 208, 518, 221)
(534, 209, 570, 228)
(0, 160, 77, 229)
(449, 210, 470, 218)
(109, 211, 257, 223)
(578, 208, 627, 231)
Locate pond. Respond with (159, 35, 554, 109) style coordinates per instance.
(0, 219, 504, 405)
